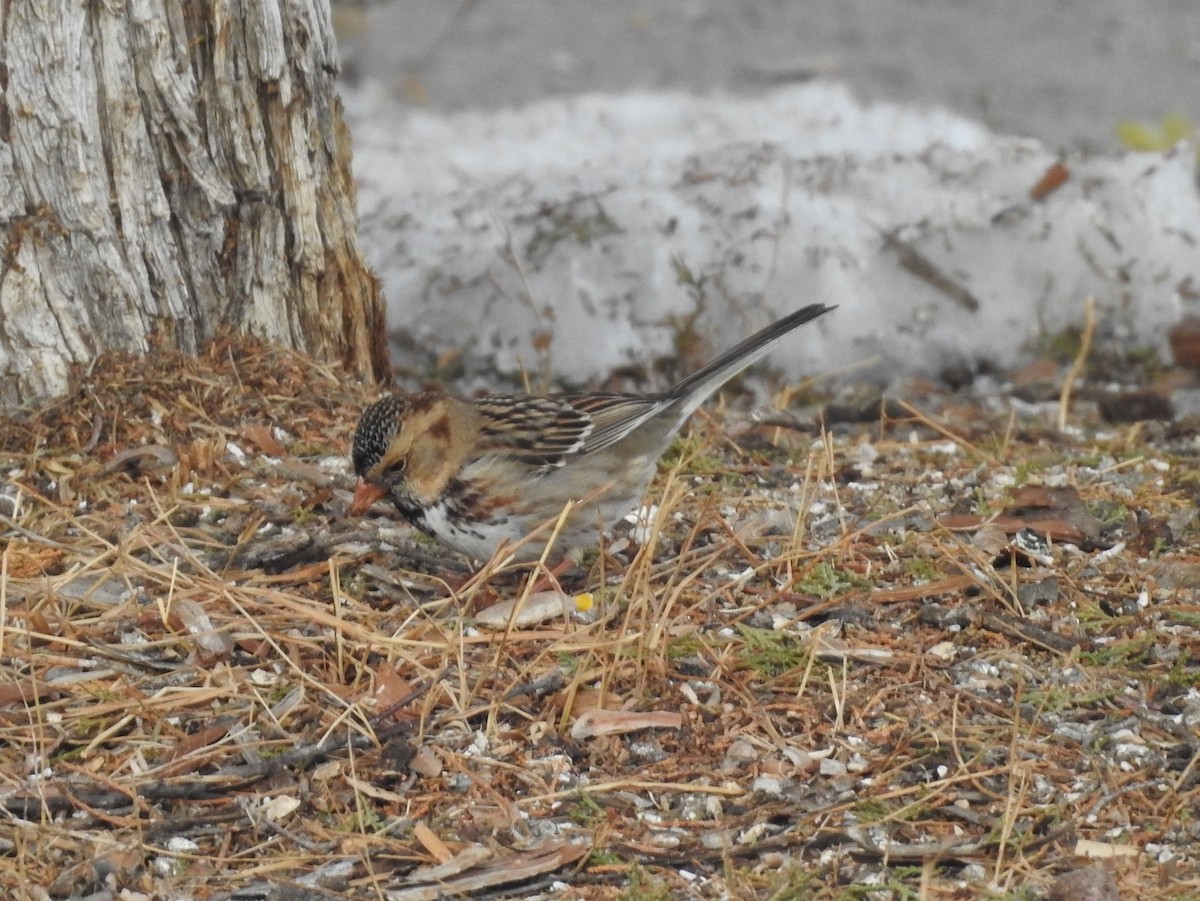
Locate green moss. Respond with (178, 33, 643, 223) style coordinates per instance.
(292, 506, 320, 526)
(1010, 458, 1047, 486)
(1164, 609, 1200, 628)
(658, 432, 706, 471)
(794, 562, 859, 598)
(1163, 649, 1200, 689)
(905, 557, 942, 582)
(760, 869, 822, 900)
(667, 634, 708, 660)
(617, 865, 673, 901)
(849, 797, 896, 823)
(567, 792, 606, 826)
(1078, 633, 1157, 667)
(1023, 686, 1123, 711)
(734, 624, 809, 677)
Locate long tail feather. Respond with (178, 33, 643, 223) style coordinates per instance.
(667, 303, 834, 418)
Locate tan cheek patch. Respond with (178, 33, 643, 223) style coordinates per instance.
(408, 442, 461, 502)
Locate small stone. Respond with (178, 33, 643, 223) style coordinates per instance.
(927, 640, 958, 663)
(819, 757, 847, 776)
(752, 774, 784, 797)
(1046, 865, 1119, 901)
(1017, 576, 1059, 606)
(1098, 390, 1173, 423)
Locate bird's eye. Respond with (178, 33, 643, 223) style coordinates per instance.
(381, 458, 407, 481)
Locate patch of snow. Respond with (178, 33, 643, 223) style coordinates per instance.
(347, 80, 1200, 383)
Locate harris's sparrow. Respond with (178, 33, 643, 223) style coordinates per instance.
(350, 303, 833, 561)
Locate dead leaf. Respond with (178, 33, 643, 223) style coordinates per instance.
(242, 423, 286, 456)
(0, 678, 58, 708)
(370, 666, 419, 710)
(260, 795, 301, 822)
(409, 745, 443, 778)
(940, 485, 1102, 545)
(413, 822, 456, 865)
(160, 722, 235, 776)
(101, 444, 178, 476)
(4, 546, 66, 578)
(1029, 161, 1069, 200)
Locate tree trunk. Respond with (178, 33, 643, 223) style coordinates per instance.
(0, 0, 387, 405)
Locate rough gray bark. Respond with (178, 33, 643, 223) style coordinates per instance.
(0, 0, 387, 405)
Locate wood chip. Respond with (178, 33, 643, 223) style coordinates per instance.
(571, 708, 684, 740)
(475, 590, 581, 630)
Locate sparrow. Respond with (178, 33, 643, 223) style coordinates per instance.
(350, 303, 833, 562)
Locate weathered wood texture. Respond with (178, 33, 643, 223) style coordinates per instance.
(0, 0, 387, 404)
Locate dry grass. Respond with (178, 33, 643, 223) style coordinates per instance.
(1, 337, 1198, 900)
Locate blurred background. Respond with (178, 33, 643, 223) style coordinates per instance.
(329, 1, 1200, 385)
(334, 0, 1200, 153)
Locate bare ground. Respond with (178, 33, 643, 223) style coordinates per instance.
(1, 334, 1198, 899)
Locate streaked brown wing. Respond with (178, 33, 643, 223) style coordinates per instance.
(472, 392, 671, 471)
(474, 395, 595, 470)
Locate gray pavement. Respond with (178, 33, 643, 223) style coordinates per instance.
(337, 0, 1200, 152)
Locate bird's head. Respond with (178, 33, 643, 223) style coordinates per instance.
(349, 391, 474, 516)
